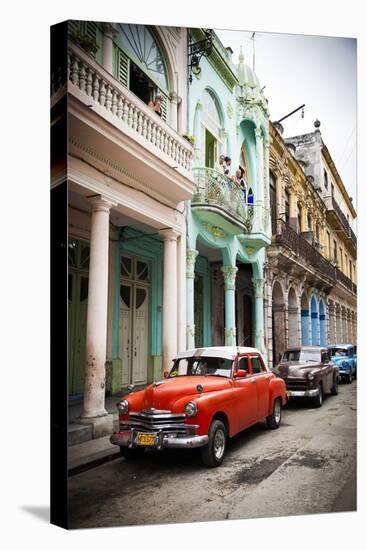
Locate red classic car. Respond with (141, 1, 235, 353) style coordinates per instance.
(110, 346, 287, 467)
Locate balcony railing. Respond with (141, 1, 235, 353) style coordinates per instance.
(275, 221, 356, 293)
(192, 167, 270, 233)
(325, 195, 357, 247)
(52, 42, 194, 173)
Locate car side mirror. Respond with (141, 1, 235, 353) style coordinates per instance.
(234, 369, 248, 378)
(163, 370, 169, 379)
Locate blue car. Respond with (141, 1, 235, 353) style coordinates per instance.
(327, 344, 357, 383)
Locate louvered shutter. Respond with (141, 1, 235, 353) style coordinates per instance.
(114, 46, 130, 87)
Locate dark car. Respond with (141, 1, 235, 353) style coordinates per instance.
(272, 346, 339, 407)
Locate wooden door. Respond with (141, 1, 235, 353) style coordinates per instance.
(132, 285, 149, 385)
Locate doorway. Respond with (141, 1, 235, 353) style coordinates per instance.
(119, 256, 150, 386)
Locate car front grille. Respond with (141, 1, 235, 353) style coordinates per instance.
(120, 409, 193, 434)
(284, 378, 310, 391)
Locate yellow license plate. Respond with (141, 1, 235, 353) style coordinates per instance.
(286, 390, 292, 397)
(136, 432, 156, 446)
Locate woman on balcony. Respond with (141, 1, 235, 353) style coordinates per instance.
(147, 93, 163, 117)
(232, 168, 248, 205)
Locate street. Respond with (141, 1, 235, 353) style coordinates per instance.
(69, 381, 356, 529)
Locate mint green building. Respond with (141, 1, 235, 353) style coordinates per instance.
(186, 30, 271, 355)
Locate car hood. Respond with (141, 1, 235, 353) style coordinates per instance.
(277, 362, 320, 378)
(138, 376, 232, 411)
(331, 356, 347, 364)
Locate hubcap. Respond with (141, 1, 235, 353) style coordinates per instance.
(274, 400, 281, 423)
(213, 428, 225, 460)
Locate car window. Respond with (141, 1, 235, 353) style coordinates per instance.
(321, 351, 330, 363)
(170, 356, 233, 377)
(237, 356, 249, 372)
(250, 356, 264, 374)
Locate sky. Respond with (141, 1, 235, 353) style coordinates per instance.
(216, 29, 357, 207)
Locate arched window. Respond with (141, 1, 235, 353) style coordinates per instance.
(114, 24, 170, 121)
(200, 90, 223, 168)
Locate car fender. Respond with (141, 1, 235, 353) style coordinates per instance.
(173, 389, 236, 437)
(267, 376, 287, 415)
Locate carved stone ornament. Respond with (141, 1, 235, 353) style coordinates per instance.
(202, 222, 225, 241)
(221, 265, 238, 290)
(252, 278, 264, 298)
(224, 327, 237, 338)
(186, 325, 195, 337)
(186, 249, 199, 279)
(226, 101, 234, 119)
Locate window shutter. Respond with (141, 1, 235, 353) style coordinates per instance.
(160, 93, 169, 123)
(115, 47, 130, 88)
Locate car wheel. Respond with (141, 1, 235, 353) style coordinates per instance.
(266, 398, 282, 429)
(119, 447, 146, 460)
(201, 419, 227, 468)
(330, 375, 338, 395)
(313, 383, 323, 407)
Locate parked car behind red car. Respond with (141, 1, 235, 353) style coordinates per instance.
(110, 346, 287, 467)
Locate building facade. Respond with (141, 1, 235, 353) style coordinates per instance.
(52, 21, 195, 436)
(266, 120, 357, 368)
(186, 30, 271, 355)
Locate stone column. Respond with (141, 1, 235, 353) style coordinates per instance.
(221, 265, 238, 346)
(81, 196, 115, 435)
(252, 277, 265, 353)
(276, 174, 283, 233)
(186, 249, 199, 349)
(255, 128, 264, 201)
(264, 140, 270, 210)
(160, 229, 179, 371)
(101, 23, 118, 74)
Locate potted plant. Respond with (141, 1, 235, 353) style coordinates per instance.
(181, 133, 195, 145)
(70, 29, 99, 55)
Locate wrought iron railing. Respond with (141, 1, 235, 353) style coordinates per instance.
(192, 167, 251, 229)
(275, 221, 356, 293)
(325, 196, 357, 247)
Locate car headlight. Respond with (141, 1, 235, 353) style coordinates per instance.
(117, 400, 129, 414)
(307, 373, 315, 381)
(185, 401, 198, 417)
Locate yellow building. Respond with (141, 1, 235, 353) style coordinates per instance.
(265, 120, 356, 368)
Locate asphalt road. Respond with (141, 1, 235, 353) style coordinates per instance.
(68, 380, 357, 529)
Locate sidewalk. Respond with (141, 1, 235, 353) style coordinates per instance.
(68, 395, 121, 472)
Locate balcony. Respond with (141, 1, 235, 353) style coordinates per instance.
(324, 195, 357, 249)
(191, 167, 271, 242)
(51, 42, 195, 204)
(275, 221, 357, 294)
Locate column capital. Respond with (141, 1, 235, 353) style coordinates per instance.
(100, 22, 119, 38)
(159, 228, 181, 242)
(252, 277, 264, 298)
(221, 265, 238, 290)
(255, 126, 263, 140)
(88, 195, 116, 213)
(186, 249, 199, 279)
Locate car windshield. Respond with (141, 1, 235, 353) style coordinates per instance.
(169, 356, 233, 378)
(333, 348, 348, 356)
(281, 350, 320, 363)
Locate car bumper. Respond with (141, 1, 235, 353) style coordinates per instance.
(286, 388, 320, 398)
(110, 431, 209, 450)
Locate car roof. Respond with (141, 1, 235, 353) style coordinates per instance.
(328, 343, 353, 349)
(174, 346, 263, 361)
(284, 346, 324, 352)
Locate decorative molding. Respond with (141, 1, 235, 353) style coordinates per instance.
(221, 265, 238, 290)
(226, 101, 234, 119)
(252, 278, 264, 298)
(186, 324, 195, 337)
(186, 249, 199, 279)
(202, 222, 226, 241)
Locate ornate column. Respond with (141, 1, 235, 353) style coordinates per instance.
(264, 140, 270, 210)
(160, 229, 179, 371)
(255, 127, 264, 206)
(101, 23, 118, 74)
(221, 265, 238, 346)
(82, 196, 115, 431)
(252, 277, 265, 353)
(276, 173, 283, 233)
(193, 101, 202, 165)
(186, 249, 199, 349)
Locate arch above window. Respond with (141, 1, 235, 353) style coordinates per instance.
(201, 89, 222, 137)
(116, 24, 168, 91)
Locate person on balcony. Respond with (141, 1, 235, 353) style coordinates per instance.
(148, 93, 163, 117)
(214, 154, 226, 174)
(232, 168, 248, 204)
(223, 156, 232, 177)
